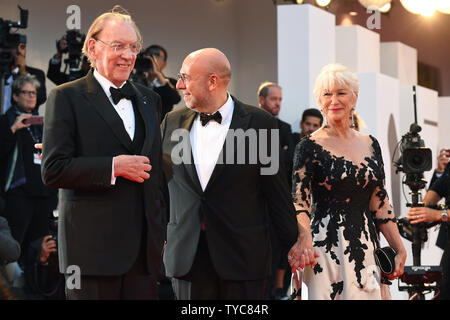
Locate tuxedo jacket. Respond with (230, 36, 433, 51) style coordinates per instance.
(161, 97, 298, 281)
(41, 70, 166, 276)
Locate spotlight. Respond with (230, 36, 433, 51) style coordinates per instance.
(400, 0, 437, 17)
(315, 0, 331, 7)
(379, 2, 391, 13)
(437, 0, 450, 14)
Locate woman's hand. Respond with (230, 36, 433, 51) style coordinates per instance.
(407, 206, 442, 224)
(10, 113, 32, 134)
(288, 232, 320, 272)
(385, 247, 406, 280)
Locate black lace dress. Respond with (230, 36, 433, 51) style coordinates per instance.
(292, 135, 396, 300)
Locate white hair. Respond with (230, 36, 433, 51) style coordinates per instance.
(313, 63, 359, 105)
(82, 5, 142, 68)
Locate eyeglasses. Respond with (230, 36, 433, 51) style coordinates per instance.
(95, 38, 139, 55)
(176, 73, 190, 85)
(19, 90, 37, 96)
(177, 72, 212, 85)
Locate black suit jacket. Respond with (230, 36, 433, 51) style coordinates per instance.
(276, 118, 295, 189)
(161, 97, 298, 281)
(41, 70, 166, 276)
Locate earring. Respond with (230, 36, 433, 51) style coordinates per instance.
(351, 109, 356, 128)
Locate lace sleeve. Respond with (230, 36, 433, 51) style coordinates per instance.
(292, 138, 314, 219)
(369, 137, 397, 225)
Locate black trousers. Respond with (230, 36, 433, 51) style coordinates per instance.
(65, 243, 157, 300)
(172, 231, 269, 300)
(65, 217, 157, 300)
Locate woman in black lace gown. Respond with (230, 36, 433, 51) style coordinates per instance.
(289, 64, 406, 300)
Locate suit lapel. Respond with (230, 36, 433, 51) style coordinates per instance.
(83, 71, 134, 153)
(204, 97, 251, 192)
(179, 109, 203, 194)
(128, 82, 156, 156)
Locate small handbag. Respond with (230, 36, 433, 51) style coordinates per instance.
(374, 246, 397, 275)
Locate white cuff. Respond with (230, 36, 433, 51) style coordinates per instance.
(111, 158, 116, 185)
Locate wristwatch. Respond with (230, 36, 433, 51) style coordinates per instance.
(442, 208, 448, 222)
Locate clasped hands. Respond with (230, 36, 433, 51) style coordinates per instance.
(287, 233, 320, 272)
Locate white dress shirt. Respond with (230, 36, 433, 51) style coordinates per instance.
(93, 69, 135, 185)
(190, 94, 234, 191)
(93, 69, 135, 140)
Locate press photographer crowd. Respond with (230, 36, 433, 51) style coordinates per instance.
(0, 5, 449, 301)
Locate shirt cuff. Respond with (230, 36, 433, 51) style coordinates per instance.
(111, 158, 116, 185)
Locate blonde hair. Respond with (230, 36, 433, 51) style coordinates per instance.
(82, 5, 143, 68)
(313, 63, 359, 105)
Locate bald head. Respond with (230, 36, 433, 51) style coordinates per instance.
(185, 48, 231, 83)
(177, 48, 232, 113)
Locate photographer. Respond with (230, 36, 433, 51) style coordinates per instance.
(2, 40, 46, 114)
(0, 75, 57, 267)
(407, 158, 450, 299)
(135, 45, 180, 121)
(24, 232, 64, 299)
(47, 33, 90, 85)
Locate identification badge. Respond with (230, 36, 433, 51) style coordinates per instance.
(33, 152, 42, 165)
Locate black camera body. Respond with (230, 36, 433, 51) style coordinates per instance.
(0, 6, 28, 77)
(60, 29, 86, 81)
(130, 53, 153, 86)
(134, 52, 153, 72)
(397, 123, 432, 174)
(65, 29, 85, 59)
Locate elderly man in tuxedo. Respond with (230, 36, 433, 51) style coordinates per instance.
(161, 48, 299, 299)
(41, 7, 166, 300)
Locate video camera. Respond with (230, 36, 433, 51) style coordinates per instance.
(395, 123, 432, 175)
(130, 52, 153, 86)
(394, 86, 432, 192)
(393, 85, 442, 299)
(58, 29, 86, 82)
(0, 5, 28, 78)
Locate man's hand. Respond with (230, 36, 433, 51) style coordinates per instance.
(10, 114, 32, 134)
(407, 206, 442, 224)
(147, 55, 167, 85)
(437, 148, 450, 173)
(113, 155, 152, 183)
(40, 235, 57, 264)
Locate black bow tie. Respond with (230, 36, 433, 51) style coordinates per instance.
(109, 82, 135, 105)
(199, 112, 222, 126)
